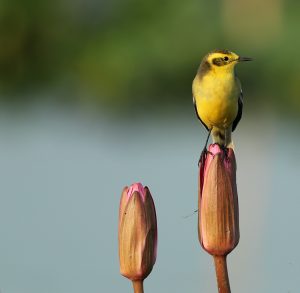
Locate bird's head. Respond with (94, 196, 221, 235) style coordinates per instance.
(199, 49, 252, 76)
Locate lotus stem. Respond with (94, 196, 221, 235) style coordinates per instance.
(213, 255, 231, 293)
(132, 280, 144, 293)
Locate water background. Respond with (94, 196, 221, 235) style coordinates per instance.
(0, 105, 299, 293)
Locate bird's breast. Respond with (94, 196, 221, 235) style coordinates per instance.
(193, 74, 239, 129)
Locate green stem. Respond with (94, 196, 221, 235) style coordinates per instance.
(213, 255, 231, 293)
(132, 280, 144, 293)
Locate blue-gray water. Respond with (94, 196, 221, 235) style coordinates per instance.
(0, 106, 299, 293)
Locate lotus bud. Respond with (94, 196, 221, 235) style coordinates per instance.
(119, 183, 157, 281)
(198, 144, 239, 256)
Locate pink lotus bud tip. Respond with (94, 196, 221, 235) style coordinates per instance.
(127, 182, 146, 201)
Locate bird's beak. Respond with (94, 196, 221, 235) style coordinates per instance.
(238, 56, 253, 62)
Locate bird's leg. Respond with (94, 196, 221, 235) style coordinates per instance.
(198, 129, 212, 166)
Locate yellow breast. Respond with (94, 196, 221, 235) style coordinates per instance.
(193, 72, 240, 129)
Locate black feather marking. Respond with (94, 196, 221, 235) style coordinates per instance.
(232, 91, 243, 132)
(193, 96, 209, 131)
(212, 57, 226, 66)
(212, 49, 231, 55)
(198, 60, 211, 78)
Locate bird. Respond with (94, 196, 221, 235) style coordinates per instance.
(192, 49, 252, 155)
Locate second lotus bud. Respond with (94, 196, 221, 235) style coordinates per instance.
(119, 183, 157, 281)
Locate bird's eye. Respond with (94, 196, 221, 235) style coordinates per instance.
(224, 56, 229, 61)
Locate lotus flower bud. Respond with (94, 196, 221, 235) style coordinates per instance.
(198, 144, 239, 256)
(119, 183, 157, 281)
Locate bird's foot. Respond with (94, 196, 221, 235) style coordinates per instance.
(198, 148, 213, 167)
(220, 144, 229, 159)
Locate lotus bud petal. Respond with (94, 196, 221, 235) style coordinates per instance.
(198, 144, 239, 256)
(119, 183, 158, 281)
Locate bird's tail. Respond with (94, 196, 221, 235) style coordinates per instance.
(212, 128, 234, 149)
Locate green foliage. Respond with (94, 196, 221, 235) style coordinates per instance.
(0, 0, 300, 115)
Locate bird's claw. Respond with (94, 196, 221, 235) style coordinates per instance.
(198, 148, 213, 167)
(220, 145, 229, 158)
(198, 144, 229, 166)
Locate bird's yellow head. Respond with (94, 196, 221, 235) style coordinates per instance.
(198, 49, 252, 76)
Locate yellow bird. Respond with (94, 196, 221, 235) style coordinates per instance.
(192, 49, 252, 151)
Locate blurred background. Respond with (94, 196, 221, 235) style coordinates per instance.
(0, 0, 299, 292)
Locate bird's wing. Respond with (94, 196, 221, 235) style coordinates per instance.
(193, 96, 209, 131)
(232, 90, 243, 132)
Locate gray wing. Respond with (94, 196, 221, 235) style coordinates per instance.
(193, 96, 209, 131)
(232, 90, 243, 132)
